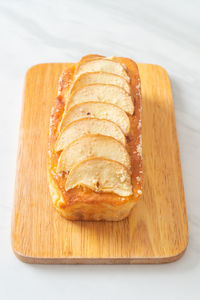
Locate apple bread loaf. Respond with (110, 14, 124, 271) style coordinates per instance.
(48, 54, 142, 221)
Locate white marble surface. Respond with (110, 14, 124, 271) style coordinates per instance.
(0, 0, 200, 299)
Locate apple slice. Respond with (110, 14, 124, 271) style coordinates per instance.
(59, 102, 130, 135)
(78, 54, 104, 64)
(65, 158, 133, 196)
(75, 58, 130, 82)
(57, 135, 131, 173)
(66, 84, 134, 114)
(70, 72, 130, 94)
(55, 118, 125, 151)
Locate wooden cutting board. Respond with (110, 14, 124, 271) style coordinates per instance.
(11, 63, 188, 264)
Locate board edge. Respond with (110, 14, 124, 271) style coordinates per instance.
(12, 241, 188, 265)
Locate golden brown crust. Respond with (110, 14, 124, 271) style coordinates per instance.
(48, 55, 142, 221)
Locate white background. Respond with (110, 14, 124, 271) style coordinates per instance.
(0, 0, 200, 299)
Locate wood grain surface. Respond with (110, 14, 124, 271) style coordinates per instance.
(11, 63, 188, 264)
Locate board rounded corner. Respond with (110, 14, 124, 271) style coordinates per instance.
(25, 63, 48, 77)
(165, 239, 188, 263)
(12, 247, 40, 264)
(153, 64, 169, 77)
